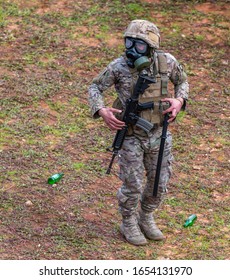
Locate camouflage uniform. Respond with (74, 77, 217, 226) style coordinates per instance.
(88, 20, 189, 245)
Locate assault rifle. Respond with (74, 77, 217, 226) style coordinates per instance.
(106, 74, 156, 175)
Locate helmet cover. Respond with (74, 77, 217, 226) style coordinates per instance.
(124, 19, 160, 49)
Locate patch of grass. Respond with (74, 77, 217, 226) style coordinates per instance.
(194, 34, 205, 42)
(73, 162, 86, 170)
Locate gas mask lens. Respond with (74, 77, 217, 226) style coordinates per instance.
(125, 37, 148, 54)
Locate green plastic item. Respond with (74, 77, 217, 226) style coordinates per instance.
(47, 173, 64, 185)
(183, 214, 197, 227)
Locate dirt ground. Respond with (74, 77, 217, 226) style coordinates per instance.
(0, 0, 229, 260)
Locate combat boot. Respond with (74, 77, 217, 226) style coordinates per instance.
(139, 210, 165, 241)
(120, 215, 148, 246)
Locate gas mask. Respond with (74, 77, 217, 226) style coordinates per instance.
(125, 37, 151, 71)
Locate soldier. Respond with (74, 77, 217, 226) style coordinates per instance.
(88, 20, 189, 246)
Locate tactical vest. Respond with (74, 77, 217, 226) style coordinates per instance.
(138, 50, 170, 125)
(112, 51, 170, 131)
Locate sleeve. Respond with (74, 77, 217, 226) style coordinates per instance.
(167, 54, 189, 110)
(88, 64, 116, 118)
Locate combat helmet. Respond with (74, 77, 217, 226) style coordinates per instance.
(124, 19, 160, 49)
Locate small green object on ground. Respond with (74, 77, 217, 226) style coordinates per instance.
(183, 214, 197, 227)
(47, 173, 64, 185)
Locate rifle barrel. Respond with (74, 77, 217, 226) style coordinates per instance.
(153, 113, 169, 197)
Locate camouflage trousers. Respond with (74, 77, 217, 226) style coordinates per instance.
(117, 126, 173, 216)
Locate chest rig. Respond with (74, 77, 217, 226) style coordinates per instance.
(137, 50, 170, 125)
(112, 52, 170, 134)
